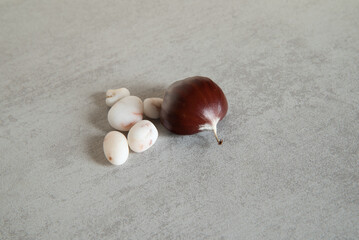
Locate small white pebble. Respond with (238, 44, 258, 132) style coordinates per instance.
(143, 98, 163, 119)
(106, 88, 130, 107)
(108, 96, 143, 131)
(103, 131, 129, 165)
(128, 120, 158, 153)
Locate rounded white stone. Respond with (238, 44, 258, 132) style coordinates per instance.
(128, 120, 158, 153)
(106, 88, 130, 107)
(108, 96, 143, 131)
(103, 131, 129, 165)
(143, 98, 163, 119)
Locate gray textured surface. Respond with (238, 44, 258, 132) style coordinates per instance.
(1, 0, 359, 239)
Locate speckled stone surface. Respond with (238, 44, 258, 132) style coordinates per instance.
(1, 0, 358, 239)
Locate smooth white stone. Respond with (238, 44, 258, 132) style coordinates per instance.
(108, 96, 143, 131)
(143, 98, 163, 119)
(106, 88, 130, 107)
(127, 120, 158, 153)
(103, 131, 129, 165)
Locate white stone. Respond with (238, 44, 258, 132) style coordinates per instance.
(103, 131, 129, 165)
(128, 120, 158, 153)
(143, 98, 163, 119)
(106, 88, 130, 107)
(108, 96, 143, 131)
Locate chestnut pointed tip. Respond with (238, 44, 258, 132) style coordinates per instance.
(213, 127, 223, 145)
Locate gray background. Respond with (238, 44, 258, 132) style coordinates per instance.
(1, 0, 358, 239)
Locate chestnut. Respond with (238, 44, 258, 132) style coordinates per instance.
(160, 76, 228, 145)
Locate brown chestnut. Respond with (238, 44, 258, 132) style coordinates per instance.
(160, 76, 228, 145)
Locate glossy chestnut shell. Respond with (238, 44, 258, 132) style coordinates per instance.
(160, 76, 228, 137)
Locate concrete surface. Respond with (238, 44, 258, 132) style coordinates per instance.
(1, 0, 359, 239)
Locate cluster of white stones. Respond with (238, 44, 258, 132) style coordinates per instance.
(103, 88, 162, 165)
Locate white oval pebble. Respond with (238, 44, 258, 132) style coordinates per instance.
(103, 131, 129, 165)
(106, 88, 130, 107)
(108, 96, 143, 131)
(128, 120, 158, 153)
(143, 98, 163, 119)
